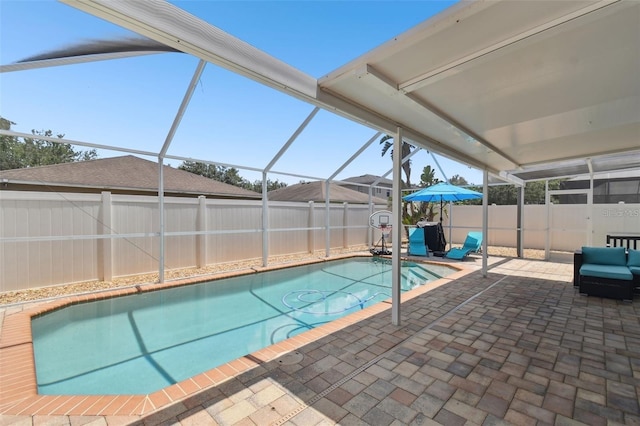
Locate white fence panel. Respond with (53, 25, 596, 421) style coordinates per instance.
(2, 188, 637, 293)
(593, 204, 640, 243)
(549, 204, 590, 251)
(205, 199, 262, 264)
(111, 196, 160, 277)
(346, 204, 371, 248)
(269, 201, 311, 256)
(0, 192, 101, 291)
(165, 198, 199, 270)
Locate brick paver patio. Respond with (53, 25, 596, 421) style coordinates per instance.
(1, 256, 638, 425)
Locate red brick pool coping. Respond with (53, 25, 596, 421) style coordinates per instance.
(0, 255, 468, 419)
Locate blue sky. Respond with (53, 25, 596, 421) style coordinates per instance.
(1, 0, 484, 186)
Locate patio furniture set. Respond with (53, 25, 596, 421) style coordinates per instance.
(574, 235, 640, 301)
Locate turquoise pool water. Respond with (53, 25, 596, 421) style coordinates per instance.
(32, 257, 454, 395)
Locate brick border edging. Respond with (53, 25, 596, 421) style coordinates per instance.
(0, 255, 467, 417)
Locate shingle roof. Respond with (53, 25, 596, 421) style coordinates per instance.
(0, 155, 260, 198)
(267, 181, 388, 204)
(343, 174, 393, 187)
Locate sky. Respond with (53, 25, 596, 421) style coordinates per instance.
(0, 0, 485, 186)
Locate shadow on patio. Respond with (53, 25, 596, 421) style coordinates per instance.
(135, 258, 640, 425)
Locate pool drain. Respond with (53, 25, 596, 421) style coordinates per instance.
(276, 351, 303, 365)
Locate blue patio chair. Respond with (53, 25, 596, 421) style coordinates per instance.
(445, 232, 482, 260)
(408, 227, 428, 256)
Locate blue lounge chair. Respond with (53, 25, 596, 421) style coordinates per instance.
(445, 232, 482, 260)
(408, 227, 428, 256)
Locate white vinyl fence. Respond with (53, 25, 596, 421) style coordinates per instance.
(445, 203, 639, 251)
(0, 191, 384, 292)
(1, 190, 638, 292)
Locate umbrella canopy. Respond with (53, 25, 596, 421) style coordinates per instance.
(403, 182, 483, 203)
(403, 182, 482, 222)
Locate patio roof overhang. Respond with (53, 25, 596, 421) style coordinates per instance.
(317, 0, 640, 182)
(59, 0, 640, 183)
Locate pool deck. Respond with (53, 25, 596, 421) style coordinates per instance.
(1, 253, 639, 425)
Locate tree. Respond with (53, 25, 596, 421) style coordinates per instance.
(467, 180, 564, 205)
(380, 134, 416, 218)
(178, 161, 246, 186)
(419, 165, 440, 187)
(379, 134, 414, 188)
(407, 165, 443, 222)
(0, 117, 97, 170)
(178, 160, 288, 193)
(178, 161, 226, 180)
(449, 174, 468, 186)
(245, 179, 288, 193)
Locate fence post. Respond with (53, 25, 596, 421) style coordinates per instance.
(100, 191, 113, 282)
(343, 202, 349, 248)
(308, 201, 315, 253)
(197, 196, 207, 268)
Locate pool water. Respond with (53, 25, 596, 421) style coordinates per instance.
(32, 257, 454, 395)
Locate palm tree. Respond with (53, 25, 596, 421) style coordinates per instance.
(379, 135, 414, 188)
(419, 165, 439, 187)
(416, 165, 443, 221)
(380, 134, 415, 218)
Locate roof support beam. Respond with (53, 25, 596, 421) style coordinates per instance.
(0, 130, 158, 157)
(328, 131, 382, 181)
(403, 93, 520, 168)
(345, 64, 515, 171)
(159, 60, 206, 158)
(262, 106, 320, 267)
(0, 51, 161, 73)
(158, 59, 207, 283)
(400, 0, 621, 93)
(61, 0, 318, 99)
(264, 107, 320, 173)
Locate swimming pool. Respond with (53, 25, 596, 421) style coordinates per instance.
(32, 257, 455, 395)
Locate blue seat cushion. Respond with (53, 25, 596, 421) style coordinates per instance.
(628, 266, 640, 276)
(580, 264, 633, 281)
(445, 248, 470, 260)
(581, 246, 627, 266)
(627, 249, 640, 267)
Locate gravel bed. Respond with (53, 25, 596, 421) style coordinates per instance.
(0, 245, 547, 306)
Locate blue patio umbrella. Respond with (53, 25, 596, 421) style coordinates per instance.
(403, 182, 482, 222)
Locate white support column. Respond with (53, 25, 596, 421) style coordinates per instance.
(196, 195, 206, 268)
(325, 180, 331, 257)
(545, 180, 551, 260)
(517, 185, 524, 258)
(368, 188, 374, 248)
(343, 202, 349, 248)
(587, 175, 594, 246)
(262, 172, 269, 267)
(308, 201, 315, 253)
(158, 160, 165, 283)
(482, 170, 489, 277)
(391, 127, 403, 326)
(447, 201, 452, 251)
(157, 60, 206, 284)
(100, 191, 113, 282)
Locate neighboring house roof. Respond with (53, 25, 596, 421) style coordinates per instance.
(0, 155, 260, 198)
(343, 174, 393, 188)
(267, 181, 388, 204)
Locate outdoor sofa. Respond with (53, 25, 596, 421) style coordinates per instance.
(573, 246, 640, 301)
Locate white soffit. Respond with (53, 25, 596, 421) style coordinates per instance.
(319, 0, 640, 180)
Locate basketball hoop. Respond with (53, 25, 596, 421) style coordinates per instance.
(369, 211, 392, 255)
